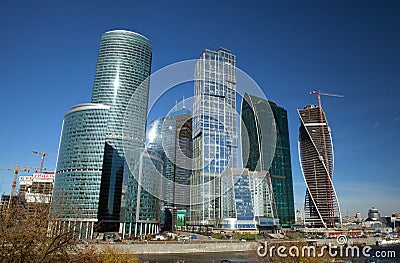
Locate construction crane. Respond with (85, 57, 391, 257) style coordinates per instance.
(310, 90, 344, 108)
(32, 151, 57, 172)
(310, 90, 344, 227)
(0, 164, 30, 224)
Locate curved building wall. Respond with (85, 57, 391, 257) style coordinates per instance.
(53, 103, 110, 238)
(147, 109, 192, 226)
(91, 30, 152, 229)
(298, 105, 342, 228)
(241, 93, 295, 227)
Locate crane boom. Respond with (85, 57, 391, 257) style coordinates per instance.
(310, 90, 344, 108)
(319, 92, 344, 98)
(32, 150, 56, 172)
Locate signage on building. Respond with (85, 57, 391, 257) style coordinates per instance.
(32, 173, 55, 183)
(177, 210, 187, 226)
(19, 176, 33, 185)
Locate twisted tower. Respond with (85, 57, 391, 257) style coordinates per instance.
(298, 105, 342, 228)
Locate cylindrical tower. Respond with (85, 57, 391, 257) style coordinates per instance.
(91, 30, 152, 230)
(53, 103, 110, 239)
(92, 29, 152, 144)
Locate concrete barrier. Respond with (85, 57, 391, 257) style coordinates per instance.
(93, 241, 259, 254)
(315, 237, 380, 246)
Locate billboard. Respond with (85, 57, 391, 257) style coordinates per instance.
(32, 173, 55, 183)
(177, 210, 187, 226)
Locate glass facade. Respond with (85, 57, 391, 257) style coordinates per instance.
(250, 171, 278, 228)
(147, 108, 192, 226)
(120, 148, 163, 237)
(219, 168, 278, 230)
(53, 103, 110, 239)
(220, 168, 255, 229)
(298, 105, 341, 228)
(241, 93, 295, 227)
(91, 30, 152, 230)
(191, 48, 238, 226)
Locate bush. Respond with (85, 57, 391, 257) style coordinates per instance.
(71, 245, 139, 263)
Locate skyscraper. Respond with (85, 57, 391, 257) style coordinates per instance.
(191, 48, 238, 226)
(53, 30, 153, 235)
(91, 30, 152, 230)
(147, 106, 192, 227)
(241, 93, 295, 227)
(298, 105, 342, 228)
(53, 103, 110, 239)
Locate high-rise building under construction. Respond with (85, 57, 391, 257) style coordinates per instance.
(298, 105, 342, 228)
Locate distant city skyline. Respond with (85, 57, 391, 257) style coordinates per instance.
(0, 1, 399, 217)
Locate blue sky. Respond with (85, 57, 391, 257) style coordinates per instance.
(0, 0, 399, 217)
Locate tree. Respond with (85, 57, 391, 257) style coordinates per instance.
(0, 195, 76, 262)
(0, 193, 140, 262)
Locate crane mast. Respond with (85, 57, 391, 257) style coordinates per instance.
(32, 150, 56, 172)
(310, 90, 343, 227)
(0, 164, 30, 224)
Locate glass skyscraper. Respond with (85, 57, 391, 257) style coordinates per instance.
(53, 29, 153, 236)
(298, 105, 342, 228)
(147, 107, 192, 227)
(191, 48, 238, 226)
(91, 30, 152, 230)
(53, 103, 110, 239)
(241, 93, 295, 227)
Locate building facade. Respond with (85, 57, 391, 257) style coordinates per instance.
(298, 105, 342, 228)
(191, 48, 238, 226)
(52, 29, 154, 237)
(53, 103, 110, 239)
(241, 93, 295, 227)
(120, 148, 163, 237)
(91, 30, 152, 231)
(19, 172, 55, 204)
(147, 107, 192, 227)
(219, 168, 278, 230)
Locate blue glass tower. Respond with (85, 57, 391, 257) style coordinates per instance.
(191, 48, 238, 226)
(147, 107, 192, 227)
(53, 103, 110, 239)
(91, 30, 152, 230)
(241, 93, 295, 227)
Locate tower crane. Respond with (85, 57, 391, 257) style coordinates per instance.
(32, 151, 57, 172)
(0, 164, 30, 224)
(310, 90, 344, 227)
(310, 90, 344, 108)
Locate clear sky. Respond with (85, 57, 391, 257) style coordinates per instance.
(0, 0, 399, 217)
